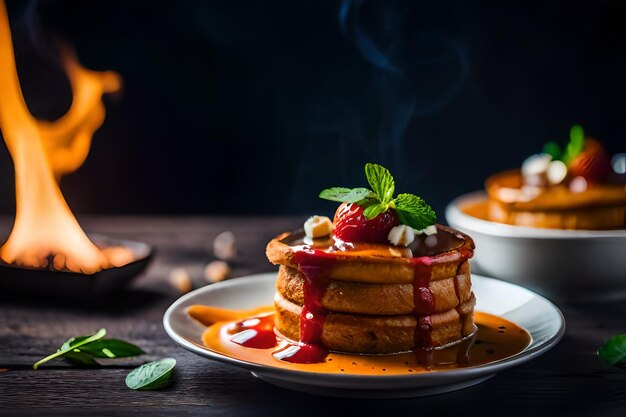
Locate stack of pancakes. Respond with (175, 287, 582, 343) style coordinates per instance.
(486, 169, 626, 229)
(266, 226, 476, 354)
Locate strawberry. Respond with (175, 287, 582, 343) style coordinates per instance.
(569, 138, 612, 184)
(333, 202, 399, 244)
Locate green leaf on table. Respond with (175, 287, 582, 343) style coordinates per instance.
(598, 334, 626, 367)
(61, 337, 145, 359)
(64, 351, 100, 366)
(34, 329, 145, 369)
(33, 328, 107, 369)
(125, 358, 177, 390)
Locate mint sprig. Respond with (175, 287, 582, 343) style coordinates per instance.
(33, 328, 107, 369)
(32, 328, 145, 369)
(562, 124, 585, 164)
(319, 163, 436, 230)
(542, 124, 586, 165)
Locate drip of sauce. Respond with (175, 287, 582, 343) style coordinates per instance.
(277, 249, 335, 363)
(273, 342, 327, 364)
(410, 257, 435, 365)
(193, 308, 532, 375)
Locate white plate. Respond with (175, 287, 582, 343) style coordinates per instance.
(446, 191, 626, 298)
(163, 272, 564, 398)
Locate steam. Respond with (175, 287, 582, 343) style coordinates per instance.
(339, 0, 469, 171)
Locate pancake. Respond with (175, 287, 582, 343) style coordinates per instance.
(277, 264, 472, 315)
(266, 225, 474, 284)
(486, 169, 626, 229)
(488, 200, 625, 229)
(274, 292, 476, 354)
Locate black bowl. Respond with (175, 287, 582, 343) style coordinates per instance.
(0, 234, 154, 299)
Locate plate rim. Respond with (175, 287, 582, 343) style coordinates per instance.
(445, 190, 626, 239)
(163, 272, 565, 385)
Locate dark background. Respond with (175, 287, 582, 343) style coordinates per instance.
(1, 0, 625, 217)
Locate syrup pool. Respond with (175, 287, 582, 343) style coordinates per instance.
(190, 306, 531, 375)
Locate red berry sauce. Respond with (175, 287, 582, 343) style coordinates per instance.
(229, 314, 277, 349)
(272, 249, 335, 364)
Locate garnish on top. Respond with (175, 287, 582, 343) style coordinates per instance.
(313, 163, 436, 245)
(522, 125, 613, 189)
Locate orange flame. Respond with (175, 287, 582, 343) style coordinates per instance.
(0, 0, 129, 273)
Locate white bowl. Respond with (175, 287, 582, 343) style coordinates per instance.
(445, 191, 626, 299)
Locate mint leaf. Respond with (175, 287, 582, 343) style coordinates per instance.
(542, 141, 562, 160)
(365, 163, 394, 203)
(60, 336, 91, 352)
(33, 328, 107, 370)
(319, 187, 351, 202)
(126, 358, 176, 390)
(34, 330, 145, 369)
(363, 203, 386, 220)
(82, 339, 145, 358)
(61, 337, 145, 359)
(319, 187, 374, 204)
(562, 124, 585, 164)
(65, 351, 100, 366)
(570, 124, 585, 145)
(394, 193, 436, 230)
(598, 334, 626, 367)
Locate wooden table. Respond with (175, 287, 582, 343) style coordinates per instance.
(0, 217, 625, 416)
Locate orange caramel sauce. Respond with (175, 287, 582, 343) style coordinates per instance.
(460, 199, 490, 221)
(190, 307, 531, 375)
